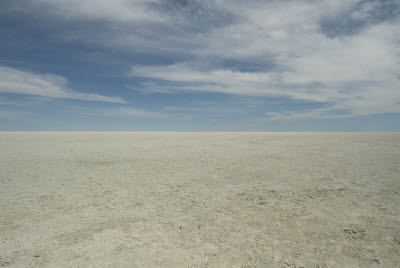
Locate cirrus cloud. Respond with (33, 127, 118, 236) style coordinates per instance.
(0, 66, 126, 103)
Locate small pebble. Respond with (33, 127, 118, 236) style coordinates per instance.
(34, 255, 40, 258)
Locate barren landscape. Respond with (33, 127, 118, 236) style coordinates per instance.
(0, 132, 399, 267)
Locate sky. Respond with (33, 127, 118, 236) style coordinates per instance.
(0, 0, 399, 131)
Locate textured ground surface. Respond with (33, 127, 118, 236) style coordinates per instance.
(0, 132, 399, 267)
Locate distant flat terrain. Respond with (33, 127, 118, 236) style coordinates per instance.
(0, 132, 399, 267)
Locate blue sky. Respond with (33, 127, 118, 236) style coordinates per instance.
(0, 0, 399, 131)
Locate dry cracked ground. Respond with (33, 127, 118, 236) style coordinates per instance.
(0, 132, 399, 267)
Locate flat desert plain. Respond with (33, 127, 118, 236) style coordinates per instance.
(0, 132, 399, 267)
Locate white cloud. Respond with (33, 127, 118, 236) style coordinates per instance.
(28, 0, 162, 23)
(0, 66, 126, 103)
(128, 1, 400, 118)
(101, 108, 168, 119)
(131, 63, 283, 96)
(265, 108, 350, 120)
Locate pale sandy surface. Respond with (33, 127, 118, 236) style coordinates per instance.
(0, 132, 399, 267)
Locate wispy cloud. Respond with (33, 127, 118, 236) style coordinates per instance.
(1, 0, 162, 23)
(265, 108, 351, 120)
(100, 108, 168, 119)
(0, 66, 126, 103)
(123, 0, 400, 118)
(0, 96, 8, 105)
(0, 109, 31, 120)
